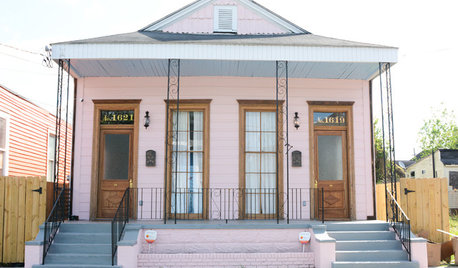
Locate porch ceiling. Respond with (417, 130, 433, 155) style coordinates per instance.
(66, 59, 381, 80)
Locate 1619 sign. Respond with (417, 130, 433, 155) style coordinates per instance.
(313, 112, 346, 126)
(100, 110, 134, 125)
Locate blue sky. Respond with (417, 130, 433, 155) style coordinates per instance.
(1, 0, 457, 159)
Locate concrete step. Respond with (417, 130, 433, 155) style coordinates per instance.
(336, 250, 408, 262)
(53, 233, 111, 244)
(59, 223, 111, 233)
(332, 261, 419, 268)
(336, 240, 401, 251)
(327, 231, 395, 241)
(326, 221, 389, 232)
(48, 243, 111, 254)
(44, 253, 111, 265)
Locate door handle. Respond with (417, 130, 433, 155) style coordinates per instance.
(114, 183, 118, 187)
(129, 179, 133, 188)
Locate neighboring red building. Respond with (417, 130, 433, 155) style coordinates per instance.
(0, 83, 71, 182)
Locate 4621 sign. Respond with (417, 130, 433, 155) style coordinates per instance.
(100, 110, 134, 125)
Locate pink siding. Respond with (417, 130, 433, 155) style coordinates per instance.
(162, 0, 288, 34)
(73, 76, 373, 220)
(0, 86, 72, 182)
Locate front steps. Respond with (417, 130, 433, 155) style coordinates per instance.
(32, 223, 121, 268)
(327, 221, 419, 268)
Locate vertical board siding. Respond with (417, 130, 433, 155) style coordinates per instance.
(0, 86, 72, 182)
(0, 176, 46, 263)
(74, 76, 372, 220)
(376, 178, 449, 243)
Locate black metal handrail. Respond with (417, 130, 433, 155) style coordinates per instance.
(387, 188, 411, 261)
(128, 187, 327, 222)
(42, 188, 66, 264)
(111, 188, 130, 266)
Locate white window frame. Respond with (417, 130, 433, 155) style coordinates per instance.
(214, 6, 237, 33)
(47, 131, 56, 182)
(0, 111, 10, 176)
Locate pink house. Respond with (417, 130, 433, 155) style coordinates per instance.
(26, 1, 428, 268)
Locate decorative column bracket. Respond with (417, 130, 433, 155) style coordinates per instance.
(164, 59, 181, 224)
(276, 61, 290, 223)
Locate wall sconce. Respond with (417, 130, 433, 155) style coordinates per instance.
(144, 111, 150, 129)
(294, 112, 300, 129)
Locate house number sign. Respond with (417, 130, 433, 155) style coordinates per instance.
(100, 110, 134, 125)
(313, 112, 346, 126)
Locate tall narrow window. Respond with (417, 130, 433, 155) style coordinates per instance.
(171, 111, 204, 215)
(47, 134, 56, 182)
(244, 111, 277, 216)
(0, 117, 6, 176)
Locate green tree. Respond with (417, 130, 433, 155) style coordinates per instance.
(374, 119, 405, 183)
(417, 105, 458, 158)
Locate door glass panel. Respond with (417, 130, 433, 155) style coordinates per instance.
(317, 135, 343, 181)
(103, 133, 130, 180)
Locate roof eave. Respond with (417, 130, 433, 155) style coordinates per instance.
(51, 42, 398, 64)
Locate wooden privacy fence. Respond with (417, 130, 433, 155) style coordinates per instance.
(376, 178, 449, 243)
(0, 176, 47, 263)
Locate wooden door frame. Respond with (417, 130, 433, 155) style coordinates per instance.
(238, 100, 284, 219)
(90, 100, 140, 220)
(164, 100, 211, 219)
(307, 101, 355, 220)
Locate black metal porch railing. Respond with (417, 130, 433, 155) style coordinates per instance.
(128, 187, 326, 222)
(387, 188, 411, 261)
(111, 188, 130, 266)
(42, 188, 67, 264)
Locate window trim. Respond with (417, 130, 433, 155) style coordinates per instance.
(238, 100, 284, 219)
(213, 5, 237, 33)
(47, 131, 56, 182)
(0, 111, 10, 176)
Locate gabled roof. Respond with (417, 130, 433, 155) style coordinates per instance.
(140, 0, 309, 34)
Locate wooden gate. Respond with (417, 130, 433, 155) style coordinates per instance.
(0, 176, 47, 263)
(376, 178, 449, 243)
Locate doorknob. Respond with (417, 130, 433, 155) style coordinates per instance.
(129, 179, 133, 188)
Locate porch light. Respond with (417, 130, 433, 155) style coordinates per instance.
(294, 112, 300, 129)
(144, 111, 150, 129)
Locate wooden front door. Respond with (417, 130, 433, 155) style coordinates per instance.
(97, 128, 133, 218)
(314, 130, 349, 219)
(308, 104, 354, 220)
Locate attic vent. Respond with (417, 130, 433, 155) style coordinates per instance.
(214, 6, 237, 33)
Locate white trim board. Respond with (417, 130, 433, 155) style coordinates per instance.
(52, 43, 397, 63)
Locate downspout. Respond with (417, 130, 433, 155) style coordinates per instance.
(369, 79, 377, 220)
(432, 149, 436, 178)
(69, 78, 77, 220)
